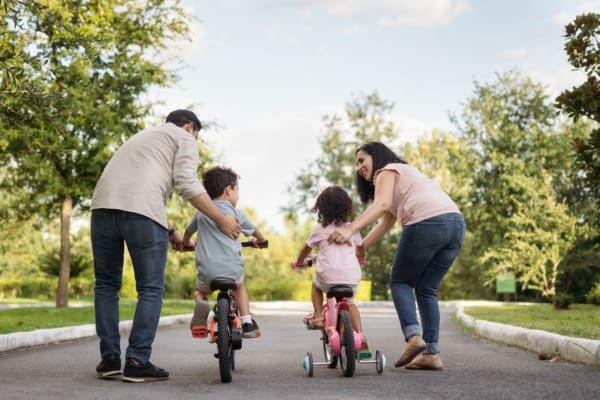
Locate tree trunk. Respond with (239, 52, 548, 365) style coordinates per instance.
(56, 196, 72, 308)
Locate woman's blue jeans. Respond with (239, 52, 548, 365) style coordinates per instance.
(91, 209, 168, 363)
(390, 213, 465, 354)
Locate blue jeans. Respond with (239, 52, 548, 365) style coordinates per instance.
(390, 213, 465, 354)
(91, 209, 168, 363)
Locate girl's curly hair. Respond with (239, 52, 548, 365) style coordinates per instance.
(311, 186, 353, 227)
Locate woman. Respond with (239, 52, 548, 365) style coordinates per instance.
(329, 142, 466, 370)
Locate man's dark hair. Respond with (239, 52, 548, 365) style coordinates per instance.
(202, 166, 239, 199)
(165, 109, 202, 132)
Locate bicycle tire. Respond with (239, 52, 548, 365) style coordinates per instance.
(217, 296, 233, 383)
(338, 309, 356, 377)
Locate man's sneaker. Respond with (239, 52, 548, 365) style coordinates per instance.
(96, 354, 121, 378)
(242, 318, 261, 338)
(122, 358, 169, 383)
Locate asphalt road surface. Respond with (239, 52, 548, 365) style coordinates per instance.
(0, 303, 598, 400)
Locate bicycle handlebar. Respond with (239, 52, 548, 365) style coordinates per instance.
(181, 239, 268, 252)
(241, 240, 269, 248)
(291, 255, 365, 270)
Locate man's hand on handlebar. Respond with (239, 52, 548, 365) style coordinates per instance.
(169, 231, 185, 251)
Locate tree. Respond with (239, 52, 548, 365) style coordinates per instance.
(450, 71, 576, 292)
(481, 173, 577, 300)
(555, 12, 600, 201)
(0, 0, 193, 307)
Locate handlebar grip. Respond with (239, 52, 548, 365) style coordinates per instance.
(241, 240, 269, 248)
(291, 256, 315, 270)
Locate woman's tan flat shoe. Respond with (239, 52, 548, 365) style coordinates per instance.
(405, 353, 444, 370)
(394, 335, 426, 367)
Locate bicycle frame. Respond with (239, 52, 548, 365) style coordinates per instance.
(323, 292, 361, 357)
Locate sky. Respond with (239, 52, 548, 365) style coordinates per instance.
(148, 0, 598, 232)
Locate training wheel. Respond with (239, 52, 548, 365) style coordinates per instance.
(303, 352, 314, 377)
(375, 350, 385, 375)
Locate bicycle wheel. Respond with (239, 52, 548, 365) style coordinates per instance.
(216, 296, 233, 383)
(337, 309, 355, 377)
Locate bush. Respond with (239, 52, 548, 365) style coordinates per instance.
(0, 275, 56, 299)
(586, 281, 600, 305)
(552, 293, 573, 309)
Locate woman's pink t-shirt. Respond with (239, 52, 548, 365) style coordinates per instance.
(375, 163, 460, 226)
(306, 223, 362, 285)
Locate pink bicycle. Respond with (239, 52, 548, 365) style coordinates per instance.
(293, 258, 385, 377)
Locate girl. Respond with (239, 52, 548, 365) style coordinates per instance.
(294, 186, 370, 356)
(329, 142, 466, 370)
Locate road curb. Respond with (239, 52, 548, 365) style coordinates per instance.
(452, 301, 600, 367)
(0, 315, 189, 353)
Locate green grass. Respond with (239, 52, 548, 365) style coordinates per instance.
(0, 299, 194, 334)
(464, 303, 600, 340)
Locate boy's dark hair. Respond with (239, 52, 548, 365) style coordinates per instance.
(311, 186, 353, 227)
(165, 109, 202, 132)
(202, 166, 239, 199)
(355, 141, 407, 204)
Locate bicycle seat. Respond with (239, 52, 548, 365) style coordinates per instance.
(210, 278, 237, 292)
(326, 285, 354, 300)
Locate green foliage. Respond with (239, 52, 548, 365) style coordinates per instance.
(1, 0, 193, 216)
(450, 70, 596, 300)
(0, 0, 194, 306)
(39, 249, 92, 278)
(586, 281, 600, 305)
(452, 70, 564, 251)
(552, 293, 573, 310)
(556, 12, 600, 196)
(481, 174, 578, 299)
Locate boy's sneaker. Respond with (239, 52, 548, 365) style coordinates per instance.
(122, 358, 169, 383)
(96, 354, 121, 378)
(242, 318, 261, 338)
(190, 301, 210, 338)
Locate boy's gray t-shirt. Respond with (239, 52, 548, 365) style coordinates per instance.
(186, 200, 256, 283)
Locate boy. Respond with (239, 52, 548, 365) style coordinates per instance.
(182, 166, 266, 339)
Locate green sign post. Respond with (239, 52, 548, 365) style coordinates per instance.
(496, 274, 517, 301)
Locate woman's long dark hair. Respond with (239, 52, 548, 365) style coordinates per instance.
(355, 142, 407, 203)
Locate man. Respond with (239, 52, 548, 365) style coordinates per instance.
(91, 109, 240, 382)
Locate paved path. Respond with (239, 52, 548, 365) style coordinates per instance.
(0, 302, 598, 400)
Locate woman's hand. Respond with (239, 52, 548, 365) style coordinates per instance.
(328, 226, 354, 245)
